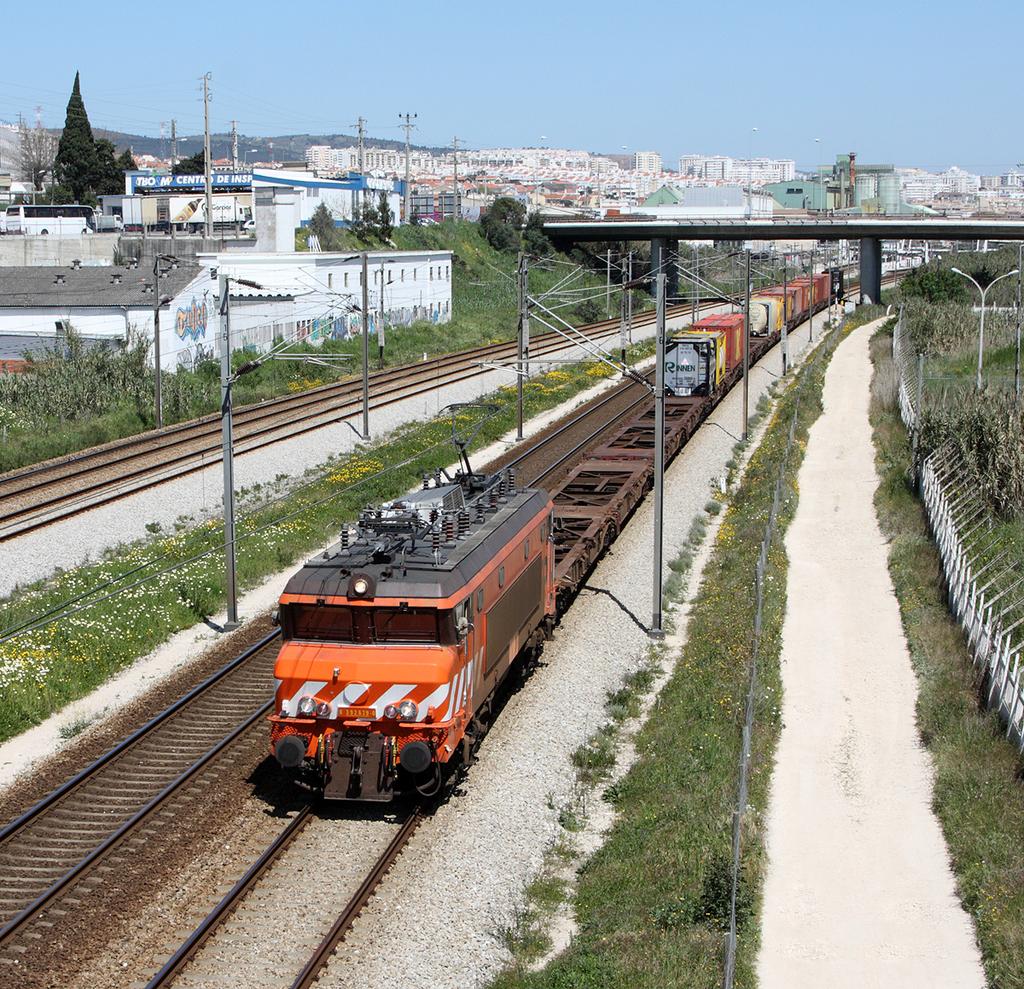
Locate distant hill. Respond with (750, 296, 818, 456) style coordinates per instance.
(93, 129, 450, 162)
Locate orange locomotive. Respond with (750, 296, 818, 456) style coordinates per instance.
(270, 464, 555, 801)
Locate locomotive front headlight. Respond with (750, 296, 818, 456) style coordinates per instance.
(353, 577, 369, 595)
(398, 700, 418, 721)
(297, 695, 317, 717)
(383, 703, 400, 719)
(315, 700, 331, 718)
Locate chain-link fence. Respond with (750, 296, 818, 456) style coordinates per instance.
(723, 399, 802, 989)
(893, 310, 1024, 751)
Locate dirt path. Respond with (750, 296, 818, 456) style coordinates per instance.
(756, 322, 985, 988)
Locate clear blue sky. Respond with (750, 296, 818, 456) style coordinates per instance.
(2, 0, 1019, 172)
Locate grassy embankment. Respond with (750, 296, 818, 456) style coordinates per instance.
(492, 311, 879, 989)
(0, 339, 655, 744)
(870, 323, 1024, 988)
(0, 222, 611, 473)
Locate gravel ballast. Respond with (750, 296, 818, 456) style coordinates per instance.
(179, 316, 829, 989)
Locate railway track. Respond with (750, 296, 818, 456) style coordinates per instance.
(144, 809, 422, 989)
(0, 631, 281, 964)
(0, 303, 693, 543)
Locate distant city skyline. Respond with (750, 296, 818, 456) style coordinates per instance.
(0, 0, 1019, 174)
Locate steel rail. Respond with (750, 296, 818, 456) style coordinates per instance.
(0, 629, 280, 847)
(144, 805, 314, 989)
(289, 811, 423, 989)
(0, 696, 274, 947)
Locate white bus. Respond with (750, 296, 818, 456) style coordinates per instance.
(3, 204, 98, 236)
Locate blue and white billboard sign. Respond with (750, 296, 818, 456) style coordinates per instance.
(128, 171, 252, 193)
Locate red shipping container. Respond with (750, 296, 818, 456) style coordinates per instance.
(788, 277, 811, 316)
(813, 272, 830, 303)
(692, 312, 744, 370)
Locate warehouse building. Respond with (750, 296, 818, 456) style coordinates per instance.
(0, 248, 452, 370)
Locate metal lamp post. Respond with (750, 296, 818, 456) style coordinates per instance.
(218, 272, 264, 630)
(951, 266, 1019, 390)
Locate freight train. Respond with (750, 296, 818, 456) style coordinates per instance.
(666, 269, 840, 396)
(269, 267, 841, 801)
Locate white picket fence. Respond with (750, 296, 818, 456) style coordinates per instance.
(893, 312, 1024, 751)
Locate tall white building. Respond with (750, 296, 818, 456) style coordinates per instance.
(678, 154, 794, 185)
(633, 151, 663, 173)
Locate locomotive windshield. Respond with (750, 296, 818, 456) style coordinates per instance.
(285, 604, 454, 645)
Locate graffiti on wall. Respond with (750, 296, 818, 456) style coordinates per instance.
(176, 296, 208, 341)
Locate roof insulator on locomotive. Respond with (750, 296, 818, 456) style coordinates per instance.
(457, 509, 470, 539)
(422, 473, 430, 490)
(341, 526, 350, 549)
(487, 487, 498, 512)
(507, 468, 517, 496)
(443, 514, 456, 544)
(433, 468, 442, 486)
(475, 500, 485, 524)
(431, 525, 440, 554)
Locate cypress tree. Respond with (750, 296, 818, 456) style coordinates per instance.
(53, 71, 97, 202)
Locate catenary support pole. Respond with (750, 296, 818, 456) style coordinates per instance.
(781, 255, 789, 374)
(606, 248, 612, 317)
(517, 251, 527, 440)
(619, 255, 628, 366)
(693, 243, 699, 324)
(361, 252, 370, 439)
(650, 273, 667, 640)
(218, 273, 239, 630)
(379, 259, 386, 369)
(626, 251, 633, 342)
(743, 248, 751, 440)
(152, 259, 163, 428)
(808, 246, 815, 342)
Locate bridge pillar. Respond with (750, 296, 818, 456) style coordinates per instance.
(859, 237, 882, 305)
(649, 238, 679, 298)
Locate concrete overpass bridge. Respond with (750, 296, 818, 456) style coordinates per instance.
(541, 215, 1024, 304)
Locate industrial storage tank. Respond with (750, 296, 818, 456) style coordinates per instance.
(854, 173, 876, 207)
(878, 174, 901, 214)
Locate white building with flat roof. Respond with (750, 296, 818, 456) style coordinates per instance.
(200, 250, 452, 362)
(633, 151, 663, 173)
(678, 154, 795, 185)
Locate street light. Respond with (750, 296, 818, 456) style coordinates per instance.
(243, 149, 258, 166)
(951, 266, 1020, 390)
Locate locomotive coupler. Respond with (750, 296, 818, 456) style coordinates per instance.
(324, 731, 396, 803)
